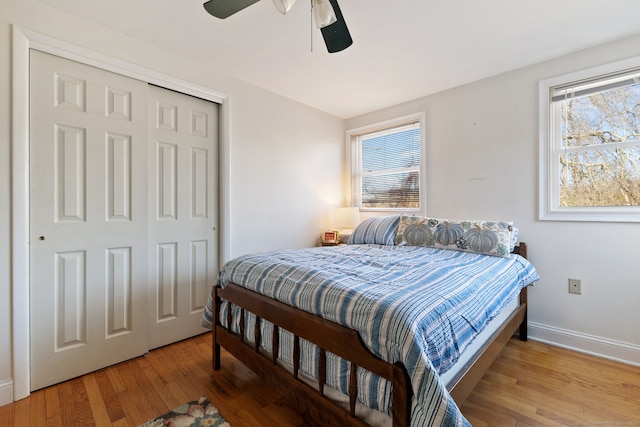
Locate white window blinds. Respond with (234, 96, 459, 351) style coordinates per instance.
(356, 122, 421, 209)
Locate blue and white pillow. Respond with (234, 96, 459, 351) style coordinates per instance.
(348, 215, 401, 246)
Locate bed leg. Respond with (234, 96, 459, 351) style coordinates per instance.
(392, 362, 411, 427)
(519, 286, 528, 341)
(213, 338, 221, 370)
(519, 320, 528, 341)
(212, 286, 221, 370)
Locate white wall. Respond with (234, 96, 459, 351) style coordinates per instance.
(0, 0, 344, 405)
(227, 92, 346, 256)
(0, 10, 12, 405)
(347, 34, 640, 366)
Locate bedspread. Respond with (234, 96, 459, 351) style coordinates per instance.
(201, 244, 539, 426)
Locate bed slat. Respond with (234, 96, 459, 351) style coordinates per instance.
(319, 348, 326, 395)
(272, 325, 280, 364)
(254, 316, 261, 352)
(349, 361, 357, 415)
(293, 335, 300, 379)
(226, 303, 232, 334)
(239, 309, 245, 343)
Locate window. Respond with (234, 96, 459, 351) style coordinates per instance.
(540, 58, 640, 222)
(348, 114, 425, 212)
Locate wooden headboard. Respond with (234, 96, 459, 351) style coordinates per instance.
(512, 242, 527, 259)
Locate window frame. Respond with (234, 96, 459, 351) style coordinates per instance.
(539, 56, 640, 223)
(346, 112, 427, 214)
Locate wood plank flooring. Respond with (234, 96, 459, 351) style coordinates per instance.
(1, 334, 639, 426)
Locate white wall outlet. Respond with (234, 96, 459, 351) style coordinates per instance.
(568, 278, 581, 294)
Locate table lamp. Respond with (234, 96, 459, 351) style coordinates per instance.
(335, 207, 360, 244)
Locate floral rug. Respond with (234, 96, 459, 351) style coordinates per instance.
(138, 396, 230, 427)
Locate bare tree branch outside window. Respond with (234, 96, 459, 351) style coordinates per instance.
(559, 85, 640, 207)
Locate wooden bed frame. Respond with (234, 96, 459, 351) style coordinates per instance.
(211, 243, 530, 427)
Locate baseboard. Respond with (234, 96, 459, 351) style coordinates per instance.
(0, 379, 14, 407)
(528, 322, 640, 367)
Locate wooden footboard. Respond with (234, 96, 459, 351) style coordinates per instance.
(212, 283, 412, 427)
(211, 242, 530, 426)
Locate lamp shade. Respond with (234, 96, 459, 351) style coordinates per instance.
(335, 207, 360, 229)
(272, 0, 297, 14)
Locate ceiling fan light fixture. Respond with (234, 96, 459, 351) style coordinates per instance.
(312, 0, 337, 28)
(273, 0, 297, 14)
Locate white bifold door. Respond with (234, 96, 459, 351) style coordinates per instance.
(147, 85, 217, 349)
(29, 50, 218, 391)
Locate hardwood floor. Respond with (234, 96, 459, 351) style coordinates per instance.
(461, 340, 640, 426)
(1, 334, 639, 426)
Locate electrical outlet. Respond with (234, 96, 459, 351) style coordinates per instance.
(568, 278, 581, 294)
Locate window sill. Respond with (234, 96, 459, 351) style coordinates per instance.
(540, 207, 640, 223)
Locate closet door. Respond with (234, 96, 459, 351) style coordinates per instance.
(29, 50, 149, 390)
(147, 85, 218, 349)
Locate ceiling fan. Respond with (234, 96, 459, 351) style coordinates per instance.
(203, 0, 353, 53)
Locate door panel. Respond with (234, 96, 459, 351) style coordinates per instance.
(148, 85, 218, 349)
(29, 51, 219, 390)
(29, 50, 149, 390)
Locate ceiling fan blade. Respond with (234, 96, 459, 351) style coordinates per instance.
(203, 0, 262, 19)
(320, 0, 352, 53)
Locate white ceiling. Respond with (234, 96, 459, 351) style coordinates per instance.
(38, 0, 640, 118)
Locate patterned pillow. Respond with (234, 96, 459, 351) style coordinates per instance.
(348, 215, 401, 246)
(395, 214, 514, 258)
(510, 226, 519, 252)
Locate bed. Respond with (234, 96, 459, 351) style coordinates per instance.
(201, 214, 540, 426)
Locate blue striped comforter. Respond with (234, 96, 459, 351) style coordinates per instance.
(201, 244, 539, 426)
